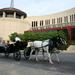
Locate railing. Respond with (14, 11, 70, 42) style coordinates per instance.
(31, 22, 75, 30)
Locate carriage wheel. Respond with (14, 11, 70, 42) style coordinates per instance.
(24, 50, 30, 60)
(13, 51, 21, 61)
(24, 47, 31, 60)
(5, 53, 9, 57)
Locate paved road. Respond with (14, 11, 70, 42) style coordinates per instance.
(0, 52, 75, 75)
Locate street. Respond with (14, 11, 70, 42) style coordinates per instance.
(0, 52, 75, 75)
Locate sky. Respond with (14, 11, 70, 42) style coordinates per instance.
(0, 0, 75, 16)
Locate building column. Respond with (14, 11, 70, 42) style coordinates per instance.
(14, 12, 16, 18)
(21, 16, 24, 19)
(3, 12, 6, 18)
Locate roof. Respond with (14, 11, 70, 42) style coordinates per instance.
(0, 7, 27, 17)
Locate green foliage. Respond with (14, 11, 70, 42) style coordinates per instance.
(9, 30, 67, 42)
(9, 32, 18, 41)
(9, 30, 68, 50)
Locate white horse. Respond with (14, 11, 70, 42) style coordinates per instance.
(28, 37, 67, 64)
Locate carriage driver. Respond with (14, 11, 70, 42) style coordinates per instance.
(15, 35, 21, 42)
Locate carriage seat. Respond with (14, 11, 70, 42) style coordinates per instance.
(0, 44, 7, 48)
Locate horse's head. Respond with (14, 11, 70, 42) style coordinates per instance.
(56, 36, 67, 46)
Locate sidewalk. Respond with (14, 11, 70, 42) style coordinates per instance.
(63, 45, 75, 53)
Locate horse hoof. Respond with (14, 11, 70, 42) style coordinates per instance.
(49, 61, 53, 64)
(50, 62, 53, 64)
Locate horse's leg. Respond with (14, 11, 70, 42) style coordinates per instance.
(46, 48, 53, 64)
(29, 49, 34, 60)
(53, 47, 60, 63)
(55, 53, 59, 63)
(42, 49, 45, 60)
(35, 49, 38, 62)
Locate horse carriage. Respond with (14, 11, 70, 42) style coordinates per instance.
(0, 36, 67, 64)
(0, 41, 27, 61)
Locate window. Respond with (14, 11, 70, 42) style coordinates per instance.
(42, 21, 43, 26)
(64, 17, 66, 22)
(57, 18, 58, 24)
(45, 19, 50, 25)
(70, 15, 72, 22)
(57, 17, 62, 24)
(40, 21, 41, 26)
(66, 16, 68, 22)
(32, 21, 38, 28)
(64, 16, 68, 23)
(57, 18, 60, 24)
(40, 20, 43, 26)
(52, 19, 55, 24)
(45, 20, 48, 25)
(48, 20, 50, 25)
(36, 21, 38, 27)
(54, 19, 55, 24)
(70, 14, 75, 22)
(60, 17, 62, 23)
(72, 15, 74, 22)
(34, 21, 36, 27)
(32, 21, 34, 27)
(52, 19, 53, 24)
